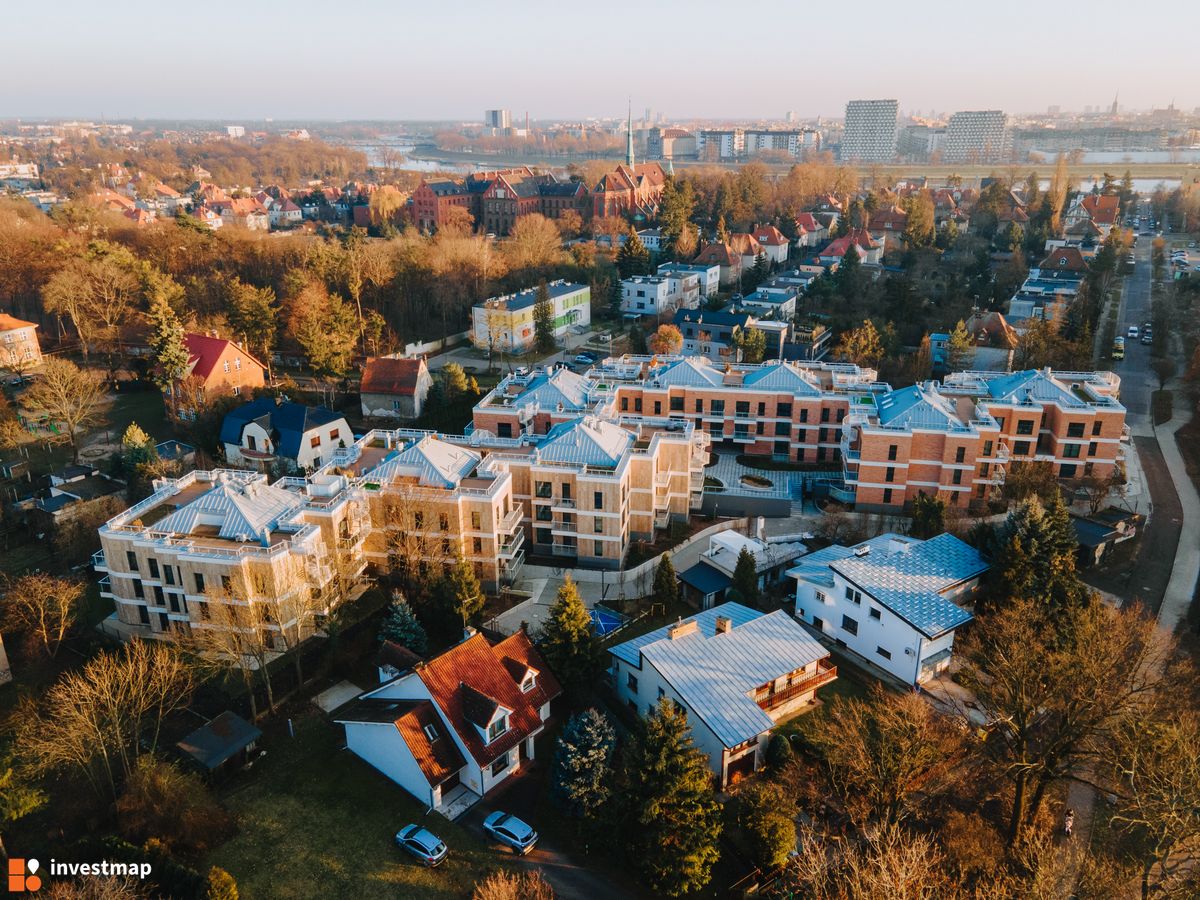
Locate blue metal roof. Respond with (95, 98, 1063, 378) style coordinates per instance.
(220, 399, 346, 460)
(677, 562, 732, 596)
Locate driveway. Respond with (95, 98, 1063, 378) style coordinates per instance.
(459, 771, 637, 899)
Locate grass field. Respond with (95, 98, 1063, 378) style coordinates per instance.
(204, 712, 516, 900)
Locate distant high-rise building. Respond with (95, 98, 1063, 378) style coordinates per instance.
(786, 110, 798, 123)
(942, 110, 1011, 163)
(225, 125, 245, 139)
(484, 109, 512, 129)
(840, 99, 899, 162)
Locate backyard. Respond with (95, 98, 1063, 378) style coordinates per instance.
(204, 711, 518, 900)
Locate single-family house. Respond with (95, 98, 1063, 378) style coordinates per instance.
(0, 314, 42, 372)
(816, 229, 882, 266)
(176, 333, 267, 407)
(609, 602, 836, 787)
(337, 628, 561, 818)
(678, 530, 807, 610)
(360, 356, 434, 420)
(750, 225, 790, 266)
(220, 397, 352, 472)
(693, 242, 744, 288)
(657, 262, 720, 298)
(789, 532, 988, 686)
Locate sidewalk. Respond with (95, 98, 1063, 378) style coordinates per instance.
(1151, 390, 1200, 634)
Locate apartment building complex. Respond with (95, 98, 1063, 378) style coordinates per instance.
(840, 99, 899, 162)
(841, 368, 1126, 512)
(411, 167, 589, 234)
(474, 356, 880, 464)
(470, 281, 590, 353)
(942, 110, 1011, 164)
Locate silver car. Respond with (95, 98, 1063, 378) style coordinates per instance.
(483, 811, 539, 855)
(395, 824, 448, 867)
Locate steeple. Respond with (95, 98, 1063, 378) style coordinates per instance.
(626, 97, 635, 168)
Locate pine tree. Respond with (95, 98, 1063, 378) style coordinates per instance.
(716, 214, 730, 244)
(539, 575, 602, 700)
(628, 321, 648, 354)
(144, 278, 189, 410)
(379, 592, 428, 655)
(615, 698, 722, 897)
(533, 281, 557, 354)
(729, 546, 760, 606)
(989, 494, 1087, 615)
(653, 553, 679, 607)
(551, 708, 616, 818)
(947, 319, 975, 372)
(616, 228, 651, 277)
(439, 557, 484, 630)
(836, 243, 862, 298)
(746, 251, 769, 290)
(909, 492, 946, 539)
(609, 275, 624, 317)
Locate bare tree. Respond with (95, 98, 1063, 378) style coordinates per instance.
(16, 640, 194, 799)
(21, 357, 107, 461)
(0, 573, 85, 657)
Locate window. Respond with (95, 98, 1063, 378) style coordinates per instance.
(310, 435, 320, 449)
(1013, 441, 1030, 456)
(223, 360, 230, 373)
(138, 605, 150, 625)
(594, 517, 603, 533)
(869, 607, 882, 620)
(711, 400, 724, 414)
(486, 716, 508, 743)
(1067, 422, 1085, 438)
(799, 408, 808, 423)
(736, 401, 750, 417)
(473, 537, 483, 554)
(169, 594, 180, 613)
(594, 540, 604, 555)
(820, 407, 830, 423)
(535, 505, 551, 521)
(133, 581, 144, 599)
(147, 558, 159, 579)
(844, 587, 861, 604)
(1092, 421, 1102, 436)
(952, 470, 962, 485)
(126, 551, 139, 572)
(883, 488, 892, 504)
(955, 446, 965, 463)
(520, 672, 536, 693)
(775, 422, 790, 436)
(490, 755, 509, 776)
(234, 357, 241, 371)
(1088, 442, 1097, 457)
(1060, 463, 1077, 479)
(653, 401, 661, 415)
(670, 396, 684, 412)
(439, 513, 449, 531)
(885, 467, 895, 483)
(777, 402, 792, 417)
(983, 440, 993, 457)
(888, 444, 897, 461)
(535, 527, 552, 544)
(1062, 443, 1081, 459)
(535, 481, 552, 498)
(841, 615, 859, 636)
(626, 673, 638, 692)
(695, 398, 703, 413)
(471, 511, 481, 529)
(657, 687, 665, 700)
(876, 646, 892, 661)
(164, 566, 175, 586)
(594, 491, 603, 510)
(330, 427, 339, 441)
(221, 575, 232, 592)
(812, 616, 824, 630)
(153, 586, 165, 606)
(423, 723, 439, 742)
(1016, 419, 1035, 435)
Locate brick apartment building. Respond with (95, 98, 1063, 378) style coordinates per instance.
(841, 368, 1126, 512)
(411, 167, 589, 234)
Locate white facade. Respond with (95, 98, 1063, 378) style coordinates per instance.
(658, 262, 719, 298)
(223, 413, 351, 472)
(840, 99, 899, 162)
(621, 273, 700, 317)
(942, 110, 1011, 164)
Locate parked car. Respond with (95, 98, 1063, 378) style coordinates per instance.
(483, 811, 539, 855)
(573, 353, 595, 366)
(512, 366, 531, 377)
(395, 825, 448, 867)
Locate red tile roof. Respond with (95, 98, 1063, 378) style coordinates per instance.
(394, 700, 467, 786)
(728, 233, 764, 257)
(1038, 247, 1088, 272)
(183, 333, 265, 381)
(0, 314, 37, 332)
(793, 213, 821, 233)
(819, 229, 877, 258)
(750, 224, 788, 246)
(416, 631, 560, 766)
(361, 357, 428, 396)
(868, 206, 908, 231)
(694, 242, 737, 267)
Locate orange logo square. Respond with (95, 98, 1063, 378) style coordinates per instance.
(8, 858, 42, 892)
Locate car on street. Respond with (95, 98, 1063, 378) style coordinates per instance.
(395, 825, 448, 867)
(1127, 326, 1139, 339)
(574, 353, 596, 366)
(1141, 333, 1153, 345)
(483, 811, 539, 855)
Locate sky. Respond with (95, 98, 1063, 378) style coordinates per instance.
(3, 0, 1196, 122)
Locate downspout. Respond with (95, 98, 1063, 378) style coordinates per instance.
(912, 635, 924, 689)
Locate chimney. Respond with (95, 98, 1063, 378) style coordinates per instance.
(667, 619, 699, 641)
(715, 616, 733, 635)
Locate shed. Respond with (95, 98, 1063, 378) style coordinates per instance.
(176, 711, 262, 776)
(678, 562, 732, 610)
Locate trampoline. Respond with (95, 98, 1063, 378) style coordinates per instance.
(589, 606, 628, 637)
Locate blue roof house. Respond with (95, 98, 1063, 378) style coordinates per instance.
(788, 532, 988, 686)
(608, 602, 835, 788)
(220, 398, 351, 473)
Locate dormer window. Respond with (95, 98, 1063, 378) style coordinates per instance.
(520, 671, 536, 693)
(423, 723, 439, 742)
(486, 716, 509, 743)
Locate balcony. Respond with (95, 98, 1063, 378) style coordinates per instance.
(754, 660, 837, 712)
(92, 550, 108, 572)
(98, 575, 113, 599)
(499, 507, 523, 532)
(498, 532, 525, 560)
(551, 497, 577, 511)
(551, 519, 577, 535)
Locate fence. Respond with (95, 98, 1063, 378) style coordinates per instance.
(402, 331, 470, 359)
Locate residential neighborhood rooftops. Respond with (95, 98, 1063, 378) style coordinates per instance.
(360, 357, 428, 396)
(219, 398, 346, 460)
(610, 603, 829, 747)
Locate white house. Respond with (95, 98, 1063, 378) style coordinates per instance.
(620, 273, 699, 317)
(609, 602, 835, 788)
(738, 286, 798, 320)
(658, 262, 720, 299)
(788, 532, 988, 686)
(677, 530, 807, 610)
(636, 228, 664, 252)
(337, 629, 561, 819)
(219, 398, 352, 472)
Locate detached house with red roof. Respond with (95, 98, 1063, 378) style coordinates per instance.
(792, 212, 828, 248)
(816, 229, 882, 266)
(336, 628, 562, 818)
(1064, 193, 1120, 238)
(0, 314, 42, 372)
(360, 356, 433, 419)
(750, 224, 790, 266)
(175, 333, 266, 409)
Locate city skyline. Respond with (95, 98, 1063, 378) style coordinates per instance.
(2, 0, 1195, 121)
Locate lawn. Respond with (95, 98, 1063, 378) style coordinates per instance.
(204, 712, 517, 900)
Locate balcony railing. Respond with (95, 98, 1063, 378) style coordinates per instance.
(92, 550, 108, 571)
(499, 507, 524, 532)
(754, 660, 837, 711)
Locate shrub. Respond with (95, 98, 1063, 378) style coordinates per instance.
(765, 734, 794, 769)
(117, 758, 235, 855)
(205, 867, 239, 900)
(471, 869, 555, 900)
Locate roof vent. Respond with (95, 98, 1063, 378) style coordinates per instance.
(854, 545, 871, 557)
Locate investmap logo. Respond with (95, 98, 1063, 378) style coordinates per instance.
(7, 858, 42, 892)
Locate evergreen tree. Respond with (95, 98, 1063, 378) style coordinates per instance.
(989, 494, 1087, 615)
(835, 243, 862, 298)
(715, 214, 730, 243)
(909, 492, 946, 539)
(379, 592, 428, 655)
(438, 557, 484, 630)
(729, 546, 760, 606)
(616, 228, 651, 277)
(532, 281, 557, 354)
(746, 251, 769, 290)
(946, 319, 975, 372)
(615, 698, 722, 897)
(628, 321, 648, 354)
(658, 177, 696, 258)
(609, 275, 624, 317)
(442, 362, 469, 400)
(226, 278, 279, 368)
(539, 575, 602, 700)
(144, 279, 189, 410)
(653, 553, 679, 607)
(551, 708, 616, 818)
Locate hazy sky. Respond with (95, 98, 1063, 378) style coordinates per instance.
(3, 0, 1195, 121)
